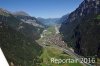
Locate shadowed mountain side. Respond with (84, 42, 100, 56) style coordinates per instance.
(0, 22, 42, 66)
(60, 0, 100, 60)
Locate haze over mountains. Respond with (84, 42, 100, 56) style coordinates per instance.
(37, 17, 60, 26)
(13, 11, 63, 26)
(13, 11, 30, 16)
(37, 14, 69, 26)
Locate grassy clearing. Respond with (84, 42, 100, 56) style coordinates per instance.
(96, 15, 100, 19)
(40, 47, 82, 66)
(43, 26, 56, 37)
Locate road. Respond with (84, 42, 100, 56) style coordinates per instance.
(54, 25, 93, 66)
(62, 48, 94, 66)
(38, 26, 94, 66)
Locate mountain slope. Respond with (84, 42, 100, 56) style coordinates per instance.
(0, 8, 20, 29)
(60, 0, 100, 58)
(0, 21, 42, 66)
(0, 8, 44, 66)
(13, 11, 44, 28)
(59, 14, 69, 24)
(74, 15, 100, 57)
(0, 9, 44, 40)
(13, 11, 44, 39)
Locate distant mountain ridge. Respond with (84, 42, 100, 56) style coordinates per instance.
(37, 17, 60, 26)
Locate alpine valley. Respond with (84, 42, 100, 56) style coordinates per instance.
(0, 0, 100, 66)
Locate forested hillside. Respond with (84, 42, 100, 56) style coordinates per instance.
(60, 0, 100, 58)
(0, 8, 43, 66)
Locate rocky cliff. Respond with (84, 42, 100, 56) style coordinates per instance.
(60, 0, 100, 58)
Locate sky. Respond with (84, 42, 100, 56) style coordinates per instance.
(0, 0, 83, 18)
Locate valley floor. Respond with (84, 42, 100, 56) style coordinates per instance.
(36, 26, 89, 66)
